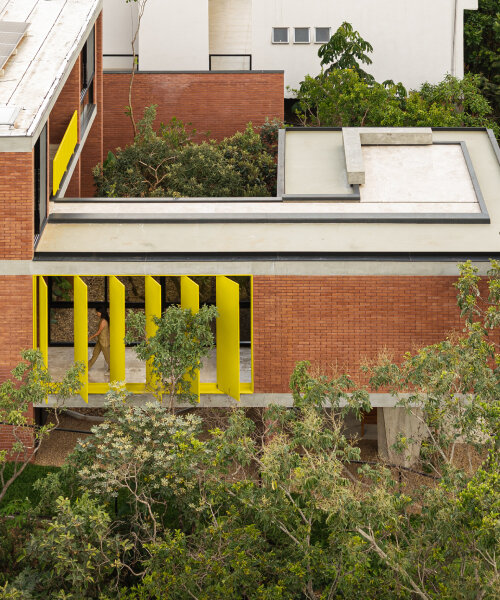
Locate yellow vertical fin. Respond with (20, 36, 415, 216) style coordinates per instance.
(38, 276, 48, 368)
(109, 276, 126, 383)
(32, 276, 38, 349)
(74, 276, 88, 403)
(181, 276, 200, 401)
(145, 276, 162, 388)
(216, 276, 240, 401)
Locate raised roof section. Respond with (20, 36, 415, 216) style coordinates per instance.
(0, 0, 101, 146)
(36, 130, 500, 258)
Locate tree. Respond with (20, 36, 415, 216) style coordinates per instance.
(93, 107, 277, 198)
(125, 304, 217, 409)
(3, 262, 500, 598)
(124, 0, 150, 137)
(0, 350, 82, 505)
(464, 0, 500, 123)
(317, 21, 374, 82)
(293, 69, 458, 128)
(293, 22, 499, 136)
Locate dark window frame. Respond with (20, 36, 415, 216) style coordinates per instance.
(80, 26, 95, 132)
(34, 123, 48, 241)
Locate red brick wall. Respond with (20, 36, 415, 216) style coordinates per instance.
(0, 418, 35, 456)
(253, 276, 472, 393)
(49, 58, 81, 145)
(0, 276, 34, 381)
(102, 72, 284, 157)
(0, 276, 35, 452)
(0, 153, 33, 260)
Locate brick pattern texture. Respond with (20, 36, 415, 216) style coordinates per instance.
(102, 72, 284, 157)
(252, 276, 491, 393)
(0, 276, 33, 381)
(50, 57, 81, 146)
(0, 153, 33, 260)
(0, 276, 34, 453)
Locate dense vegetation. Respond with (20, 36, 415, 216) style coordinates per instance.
(93, 112, 279, 198)
(292, 22, 499, 136)
(0, 261, 499, 599)
(464, 0, 500, 123)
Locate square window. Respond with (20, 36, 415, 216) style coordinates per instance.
(315, 27, 330, 43)
(294, 27, 310, 43)
(272, 27, 289, 43)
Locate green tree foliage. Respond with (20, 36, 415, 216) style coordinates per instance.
(93, 107, 278, 198)
(294, 23, 499, 136)
(464, 0, 500, 121)
(125, 304, 217, 409)
(318, 21, 374, 82)
(2, 262, 499, 598)
(0, 350, 82, 505)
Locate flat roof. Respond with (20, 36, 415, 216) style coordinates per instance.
(0, 0, 101, 147)
(36, 129, 500, 257)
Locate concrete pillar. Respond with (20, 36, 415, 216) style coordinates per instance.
(377, 407, 427, 468)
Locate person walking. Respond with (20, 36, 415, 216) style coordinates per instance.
(88, 305, 110, 373)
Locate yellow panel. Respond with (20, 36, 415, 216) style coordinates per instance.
(53, 110, 78, 196)
(126, 382, 147, 394)
(181, 276, 200, 400)
(38, 276, 48, 368)
(32, 276, 37, 349)
(74, 276, 88, 403)
(249, 275, 254, 393)
(145, 276, 162, 387)
(109, 276, 125, 383)
(216, 276, 240, 401)
(88, 383, 109, 395)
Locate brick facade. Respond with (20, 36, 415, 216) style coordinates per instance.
(49, 58, 81, 146)
(253, 276, 474, 393)
(0, 152, 34, 260)
(102, 71, 284, 157)
(0, 275, 34, 453)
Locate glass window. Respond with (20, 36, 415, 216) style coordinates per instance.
(315, 27, 330, 43)
(294, 28, 310, 43)
(34, 124, 47, 238)
(272, 27, 288, 43)
(81, 27, 95, 91)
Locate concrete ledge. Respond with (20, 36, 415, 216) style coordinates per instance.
(38, 392, 410, 409)
(342, 128, 365, 185)
(342, 127, 433, 186)
(359, 127, 432, 145)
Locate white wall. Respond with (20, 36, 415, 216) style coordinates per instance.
(251, 0, 478, 96)
(102, 0, 477, 90)
(209, 0, 252, 54)
(103, 0, 138, 55)
(139, 0, 209, 70)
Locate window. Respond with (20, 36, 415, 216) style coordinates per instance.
(294, 28, 310, 44)
(80, 26, 95, 132)
(34, 124, 47, 239)
(315, 27, 330, 43)
(272, 27, 288, 43)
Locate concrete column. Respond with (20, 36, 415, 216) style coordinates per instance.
(377, 407, 426, 468)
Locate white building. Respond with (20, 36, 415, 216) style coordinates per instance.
(103, 0, 478, 96)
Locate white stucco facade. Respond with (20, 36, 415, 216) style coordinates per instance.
(103, 0, 477, 95)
